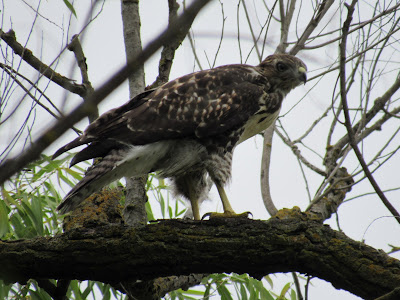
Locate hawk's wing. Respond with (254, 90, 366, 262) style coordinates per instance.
(53, 64, 271, 164)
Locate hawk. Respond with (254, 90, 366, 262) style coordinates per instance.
(53, 54, 307, 220)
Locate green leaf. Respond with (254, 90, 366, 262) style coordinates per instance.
(290, 289, 297, 300)
(0, 280, 12, 299)
(57, 169, 76, 188)
(204, 283, 211, 299)
(240, 283, 249, 300)
(81, 281, 94, 298)
(279, 282, 292, 298)
(70, 280, 83, 300)
(64, 168, 83, 181)
(145, 201, 155, 221)
(21, 198, 42, 236)
(217, 284, 233, 300)
(264, 275, 273, 288)
(181, 289, 205, 296)
(63, 0, 77, 17)
(0, 201, 10, 238)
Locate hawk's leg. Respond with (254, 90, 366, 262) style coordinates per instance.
(201, 182, 250, 219)
(171, 171, 211, 220)
(203, 152, 251, 219)
(189, 192, 201, 221)
(215, 183, 235, 215)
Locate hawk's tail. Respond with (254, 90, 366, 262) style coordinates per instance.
(57, 148, 130, 214)
(57, 142, 172, 214)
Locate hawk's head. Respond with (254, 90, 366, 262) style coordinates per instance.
(258, 54, 307, 96)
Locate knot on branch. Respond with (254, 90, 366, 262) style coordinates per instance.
(308, 167, 354, 221)
(62, 188, 124, 232)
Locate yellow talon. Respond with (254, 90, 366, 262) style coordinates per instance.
(200, 183, 252, 220)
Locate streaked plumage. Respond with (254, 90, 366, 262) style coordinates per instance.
(53, 54, 307, 219)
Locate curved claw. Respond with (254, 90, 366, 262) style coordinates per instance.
(201, 211, 253, 220)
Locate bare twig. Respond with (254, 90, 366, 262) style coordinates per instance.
(339, 0, 400, 224)
(299, 2, 400, 50)
(0, 29, 86, 96)
(187, 30, 203, 70)
(274, 127, 326, 176)
(331, 72, 400, 160)
(148, 0, 198, 88)
(211, 0, 226, 68)
(289, 0, 334, 55)
(67, 34, 97, 123)
(292, 272, 304, 300)
(276, 0, 296, 54)
(241, 0, 261, 61)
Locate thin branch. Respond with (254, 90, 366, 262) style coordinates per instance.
(211, 0, 226, 68)
(276, 0, 296, 54)
(148, 0, 199, 88)
(67, 34, 97, 123)
(307, 24, 400, 82)
(187, 30, 203, 70)
(0, 63, 79, 131)
(241, 0, 261, 61)
(331, 72, 400, 161)
(292, 272, 304, 300)
(339, 0, 400, 224)
(260, 126, 278, 216)
(0, 29, 86, 96)
(289, 0, 335, 55)
(274, 127, 326, 176)
(300, 2, 400, 50)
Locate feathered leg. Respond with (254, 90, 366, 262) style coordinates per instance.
(205, 151, 250, 219)
(172, 171, 211, 220)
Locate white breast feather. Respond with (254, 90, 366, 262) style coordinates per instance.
(238, 109, 280, 144)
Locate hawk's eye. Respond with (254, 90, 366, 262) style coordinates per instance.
(276, 62, 288, 72)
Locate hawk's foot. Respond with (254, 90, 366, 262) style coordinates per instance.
(201, 211, 252, 220)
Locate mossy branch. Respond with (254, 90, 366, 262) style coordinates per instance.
(1, 213, 399, 299)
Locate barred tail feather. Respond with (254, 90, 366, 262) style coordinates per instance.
(57, 142, 172, 214)
(57, 150, 124, 214)
(52, 136, 91, 160)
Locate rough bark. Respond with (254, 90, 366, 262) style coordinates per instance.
(1, 212, 400, 300)
(121, 0, 147, 228)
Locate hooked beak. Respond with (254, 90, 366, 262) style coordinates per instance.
(298, 66, 307, 84)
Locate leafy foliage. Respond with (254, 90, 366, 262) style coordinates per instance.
(167, 273, 298, 300)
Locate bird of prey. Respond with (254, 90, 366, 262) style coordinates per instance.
(53, 54, 307, 220)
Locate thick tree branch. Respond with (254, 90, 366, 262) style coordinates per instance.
(307, 167, 354, 220)
(1, 215, 400, 300)
(0, 0, 211, 185)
